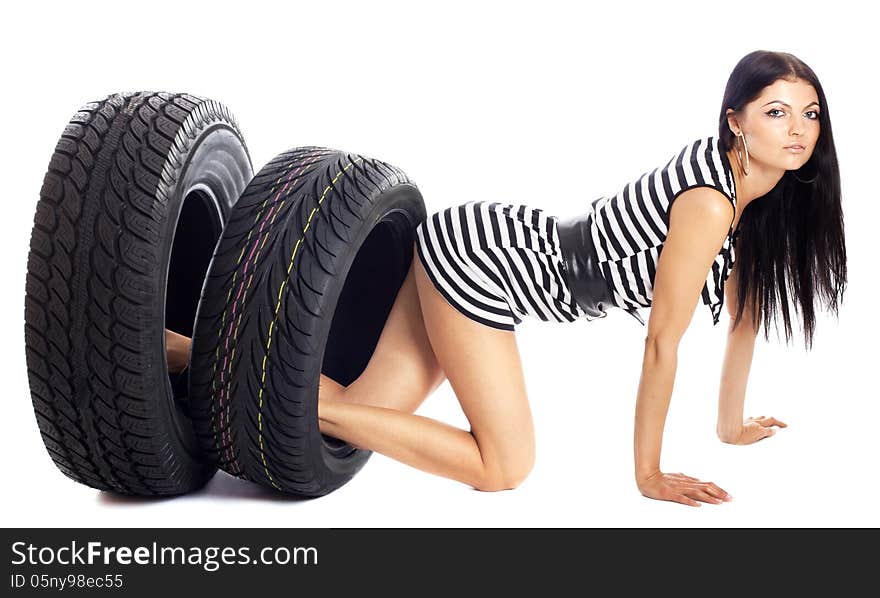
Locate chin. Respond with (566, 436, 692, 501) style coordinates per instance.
(783, 155, 810, 167)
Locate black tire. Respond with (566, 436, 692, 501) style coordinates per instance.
(24, 92, 253, 496)
(189, 147, 425, 497)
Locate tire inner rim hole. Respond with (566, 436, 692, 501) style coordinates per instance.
(166, 187, 222, 407)
(321, 213, 412, 452)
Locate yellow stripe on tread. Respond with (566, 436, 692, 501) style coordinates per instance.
(257, 157, 363, 490)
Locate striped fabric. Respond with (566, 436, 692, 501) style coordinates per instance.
(414, 201, 602, 331)
(589, 135, 739, 326)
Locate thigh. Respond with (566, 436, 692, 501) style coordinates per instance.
(343, 257, 446, 412)
(413, 246, 536, 483)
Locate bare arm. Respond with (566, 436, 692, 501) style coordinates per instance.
(165, 329, 191, 374)
(716, 263, 787, 444)
(634, 187, 733, 506)
(716, 262, 759, 442)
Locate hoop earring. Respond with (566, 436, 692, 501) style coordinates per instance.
(736, 131, 750, 176)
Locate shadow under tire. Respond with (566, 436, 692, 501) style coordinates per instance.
(189, 147, 425, 497)
(24, 91, 253, 496)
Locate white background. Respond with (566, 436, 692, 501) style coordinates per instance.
(1, 0, 876, 528)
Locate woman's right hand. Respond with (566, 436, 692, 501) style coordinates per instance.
(637, 471, 732, 507)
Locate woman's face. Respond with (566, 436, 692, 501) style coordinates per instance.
(727, 77, 821, 172)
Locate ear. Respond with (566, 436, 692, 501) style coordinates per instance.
(725, 108, 740, 136)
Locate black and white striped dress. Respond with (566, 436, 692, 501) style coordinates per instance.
(414, 201, 600, 331)
(415, 135, 739, 331)
(590, 134, 739, 326)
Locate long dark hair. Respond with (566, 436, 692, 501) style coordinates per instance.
(718, 50, 845, 350)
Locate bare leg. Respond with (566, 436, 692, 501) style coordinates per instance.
(318, 242, 536, 491)
(320, 256, 446, 413)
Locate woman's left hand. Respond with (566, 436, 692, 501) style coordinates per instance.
(729, 416, 787, 445)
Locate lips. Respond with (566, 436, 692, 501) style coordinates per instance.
(785, 144, 805, 150)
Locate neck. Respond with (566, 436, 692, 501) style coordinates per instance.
(726, 146, 785, 229)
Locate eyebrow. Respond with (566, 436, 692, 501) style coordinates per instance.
(762, 100, 820, 109)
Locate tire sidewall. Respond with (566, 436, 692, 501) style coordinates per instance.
(155, 123, 252, 475)
(309, 182, 425, 492)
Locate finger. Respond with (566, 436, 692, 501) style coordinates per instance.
(679, 482, 729, 502)
(698, 490, 725, 504)
(753, 429, 775, 442)
(673, 475, 725, 494)
(700, 482, 731, 500)
(684, 488, 722, 505)
(676, 495, 701, 507)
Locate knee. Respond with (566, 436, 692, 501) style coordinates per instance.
(475, 451, 535, 492)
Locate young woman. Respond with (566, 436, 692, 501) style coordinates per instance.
(171, 50, 846, 506)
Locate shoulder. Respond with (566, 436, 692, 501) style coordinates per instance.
(669, 186, 733, 231)
(648, 186, 732, 340)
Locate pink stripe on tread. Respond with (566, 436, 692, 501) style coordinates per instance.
(213, 150, 331, 473)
